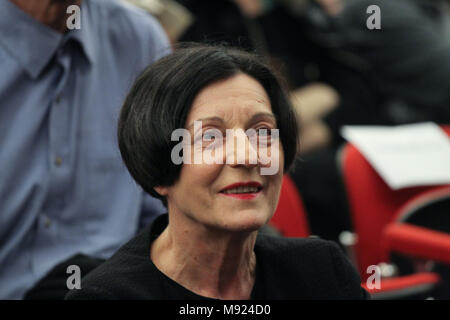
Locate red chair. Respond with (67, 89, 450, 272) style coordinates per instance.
(339, 125, 450, 279)
(364, 187, 450, 299)
(381, 187, 450, 265)
(339, 125, 450, 298)
(270, 174, 443, 299)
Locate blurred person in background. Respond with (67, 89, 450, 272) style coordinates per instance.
(231, 0, 450, 148)
(309, 0, 450, 125)
(124, 0, 194, 44)
(0, 0, 169, 299)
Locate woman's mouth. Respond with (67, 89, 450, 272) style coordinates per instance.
(219, 182, 263, 200)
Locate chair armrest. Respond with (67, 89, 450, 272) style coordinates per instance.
(361, 273, 440, 300)
(381, 223, 450, 264)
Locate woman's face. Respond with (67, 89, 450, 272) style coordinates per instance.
(158, 73, 284, 233)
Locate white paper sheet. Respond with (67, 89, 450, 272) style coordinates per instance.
(341, 122, 450, 189)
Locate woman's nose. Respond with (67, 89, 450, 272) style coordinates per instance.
(225, 129, 259, 168)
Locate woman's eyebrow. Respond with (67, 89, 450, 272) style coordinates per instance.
(187, 117, 224, 130)
(186, 113, 276, 130)
(248, 112, 277, 125)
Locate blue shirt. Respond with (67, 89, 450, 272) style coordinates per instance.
(0, 0, 170, 299)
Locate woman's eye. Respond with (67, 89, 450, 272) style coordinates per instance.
(203, 132, 216, 140)
(202, 130, 221, 141)
(257, 128, 272, 137)
(200, 129, 224, 146)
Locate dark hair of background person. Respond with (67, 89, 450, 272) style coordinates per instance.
(117, 43, 299, 206)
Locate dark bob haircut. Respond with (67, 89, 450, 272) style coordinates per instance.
(118, 43, 299, 205)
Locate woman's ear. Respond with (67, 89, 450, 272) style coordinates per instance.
(154, 186, 169, 197)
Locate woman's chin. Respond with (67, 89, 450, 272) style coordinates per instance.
(215, 210, 272, 233)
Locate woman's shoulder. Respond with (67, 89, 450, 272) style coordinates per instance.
(256, 233, 346, 261)
(255, 235, 368, 299)
(255, 234, 346, 275)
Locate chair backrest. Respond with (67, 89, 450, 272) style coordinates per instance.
(394, 186, 450, 231)
(269, 175, 310, 238)
(340, 125, 450, 280)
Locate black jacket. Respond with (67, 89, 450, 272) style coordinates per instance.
(65, 214, 368, 300)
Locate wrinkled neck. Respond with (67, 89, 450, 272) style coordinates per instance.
(151, 215, 258, 300)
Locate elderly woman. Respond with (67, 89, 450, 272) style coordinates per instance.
(66, 44, 367, 300)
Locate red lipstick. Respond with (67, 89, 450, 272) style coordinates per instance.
(219, 181, 263, 200)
